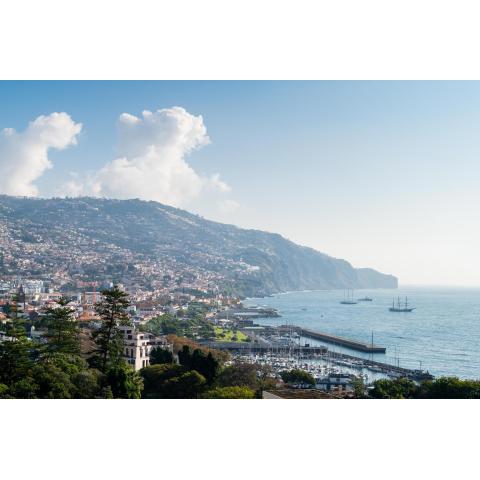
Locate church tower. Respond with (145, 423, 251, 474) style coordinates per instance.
(17, 284, 26, 310)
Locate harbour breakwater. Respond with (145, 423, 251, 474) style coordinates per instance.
(299, 328, 386, 353)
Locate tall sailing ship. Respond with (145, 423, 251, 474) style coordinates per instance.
(340, 289, 357, 305)
(389, 296, 415, 312)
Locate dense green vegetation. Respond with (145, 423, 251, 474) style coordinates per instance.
(149, 346, 174, 365)
(200, 386, 255, 399)
(280, 369, 316, 386)
(370, 376, 480, 399)
(145, 303, 216, 340)
(0, 287, 142, 399)
(141, 364, 206, 399)
(216, 362, 276, 396)
(144, 303, 250, 343)
(140, 354, 275, 399)
(0, 289, 271, 398)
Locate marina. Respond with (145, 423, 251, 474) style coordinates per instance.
(228, 349, 432, 384)
(204, 323, 431, 382)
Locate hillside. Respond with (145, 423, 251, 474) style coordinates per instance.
(0, 195, 397, 296)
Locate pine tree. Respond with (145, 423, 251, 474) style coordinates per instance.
(43, 297, 80, 355)
(0, 293, 33, 386)
(92, 286, 131, 372)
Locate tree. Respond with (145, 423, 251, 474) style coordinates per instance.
(8, 377, 39, 399)
(149, 346, 174, 365)
(280, 369, 315, 386)
(92, 286, 131, 372)
(370, 377, 419, 399)
(141, 364, 186, 398)
(71, 369, 104, 399)
(43, 297, 80, 355)
(351, 376, 366, 398)
(166, 334, 230, 363)
(141, 363, 209, 398)
(217, 362, 259, 390)
(178, 345, 219, 384)
(141, 363, 206, 398)
(162, 371, 206, 399)
(0, 297, 34, 387)
(0, 383, 11, 399)
(0, 337, 33, 386)
(145, 314, 177, 336)
(420, 377, 480, 399)
(27, 353, 104, 399)
(200, 386, 255, 399)
(31, 361, 75, 399)
(256, 364, 277, 393)
(106, 361, 143, 399)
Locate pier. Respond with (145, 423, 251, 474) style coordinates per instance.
(300, 328, 386, 353)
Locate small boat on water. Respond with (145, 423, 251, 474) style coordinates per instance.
(389, 296, 415, 312)
(340, 289, 357, 305)
(358, 296, 373, 302)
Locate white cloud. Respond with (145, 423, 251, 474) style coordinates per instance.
(0, 113, 82, 196)
(5, 107, 238, 216)
(65, 106, 233, 208)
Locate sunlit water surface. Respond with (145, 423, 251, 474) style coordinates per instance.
(244, 286, 480, 379)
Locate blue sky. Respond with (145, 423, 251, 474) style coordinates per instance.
(1, 81, 479, 286)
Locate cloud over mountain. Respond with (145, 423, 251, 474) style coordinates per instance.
(67, 107, 233, 209)
(0, 113, 82, 196)
(0, 107, 235, 213)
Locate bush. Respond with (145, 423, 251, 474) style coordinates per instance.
(280, 369, 315, 386)
(420, 377, 480, 399)
(106, 362, 143, 399)
(178, 345, 219, 384)
(370, 377, 419, 399)
(141, 364, 206, 399)
(201, 386, 255, 399)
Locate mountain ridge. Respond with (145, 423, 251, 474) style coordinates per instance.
(0, 195, 398, 296)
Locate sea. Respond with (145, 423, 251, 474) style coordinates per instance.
(244, 286, 480, 379)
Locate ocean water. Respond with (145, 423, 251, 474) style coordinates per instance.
(244, 286, 480, 379)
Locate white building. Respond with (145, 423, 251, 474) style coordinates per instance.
(120, 325, 152, 370)
(315, 374, 354, 393)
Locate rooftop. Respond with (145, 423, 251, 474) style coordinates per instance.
(263, 389, 341, 399)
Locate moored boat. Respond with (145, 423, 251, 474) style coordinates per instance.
(389, 296, 415, 312)
(340, 289, 357, 305)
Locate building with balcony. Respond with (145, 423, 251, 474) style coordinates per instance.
(120, 325, 153, 370)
